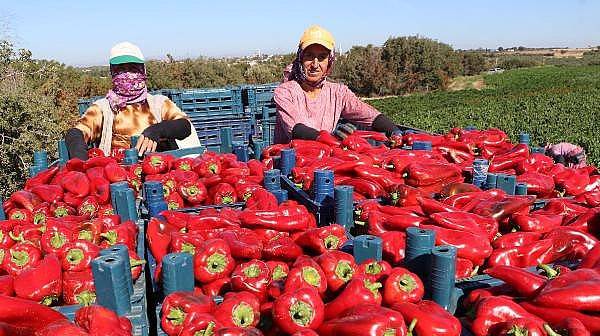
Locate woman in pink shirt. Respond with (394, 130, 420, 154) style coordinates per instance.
(274, 25, 399, 144)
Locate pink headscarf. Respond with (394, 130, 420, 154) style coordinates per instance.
(106, 63, 148, 111)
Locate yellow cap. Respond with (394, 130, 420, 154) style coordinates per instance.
(299, 25, 335, 51)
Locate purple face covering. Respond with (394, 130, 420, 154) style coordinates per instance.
(290, 46, 336, 87)
(106, 64, 148, 111)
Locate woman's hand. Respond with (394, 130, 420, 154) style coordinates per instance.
(135, 134, 157, 156)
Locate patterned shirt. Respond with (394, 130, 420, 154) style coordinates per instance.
(75, 99, 186, 149)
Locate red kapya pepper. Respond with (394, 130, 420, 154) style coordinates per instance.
(62, 269, 96, 305)
(30, 184, 64, 205)
(484, 265, 547, 298)
(82, 156, 116, 170)
(342, 178, 386, 198)
(383, 267, 424, 306)
(266, 260, 289, 300)
(24, 165, 59, 190)
(285, 255, 328, 297)
(380, 231, 406, 265)
(429, 211, 498, 240)
(193, 238, 235, 284)
(170, 169, 200, 186)
(0, 274, 14, 296)
(404, 161, 463, 187)
(210, 183, 238, 205)
(262, 235, 303, 262)
(218, 229, 262, 260)
(2, 241, 42, 276)
(169, 231, 205, 256)
(100, 220, 138, 251)
(516, 172, 555, 198)
(488, 318, 546, 336)
(488, 143, 529, 172)
(76, 218, 106, 244)
(324, 276, 382, 320)
(0, 220, 16, 249)
(59, 240, 100, 272)
(165, 192, 185, 210)
(75, 305, 132, 336)
(202, 277, 232, 298)
(103, 162, 128, 183)
(515, 153, 555, 174)
(0, 295, 71, 332)
(32, 203, 51, 226)
(214, 291, 261, 329)
(393, 300, 461, 336)
(492, 232, 542, 249)
(273, 286, 324, 334)
(161, 291, 216, 336)
(419, 224, 492, 266)
(178, 312, 222, 336)
(9, 190, 42, 212)
(544, 317, 591, 336)
(40, 226, 75, 254)
(353, 165, 405, 192)
(511, 213, 563, 233)
(142, 153, 172, 175)
(533, 268, 600, 311)
(86, 166, 106, 180)
(231, 259, 271, 303)
(294, 224, 348, 255)
(317, 310, 405, 336)
(357, 259, 392, 282)
(14, 254, 62, 305)
(554, 168, 590, 196)
(470, 296, 545, 336)
(60, 171, 90, 197)
(520, 302, 600, 334)
(76, 195, 99, 219)
(314, 250, 356, 293)
(179, 180, 208, 205)
(8, 208, 33, 224)
(194, 156, 223, 177)
(89, 176, 111, 205)
(239, 204, 311, 232)
(172, 157, 195, 171)
(456, 257, 475, 280)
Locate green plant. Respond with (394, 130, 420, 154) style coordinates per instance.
(369, 65, 600, 164)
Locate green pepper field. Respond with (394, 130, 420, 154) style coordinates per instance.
(370, 65, 600, 164)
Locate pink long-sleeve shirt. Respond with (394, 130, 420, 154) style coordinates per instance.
(273, 80, 381, 144)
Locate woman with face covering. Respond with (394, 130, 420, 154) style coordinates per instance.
(65, 42, 193, 160)
(273, 25, 399, 144)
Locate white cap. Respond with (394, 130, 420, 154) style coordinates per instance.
(109, 42, 145, 65)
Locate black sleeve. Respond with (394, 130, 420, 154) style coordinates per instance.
(142, 119, 192, 142)
(291, 123, 320, 140)
(371, 114, 399, 136)
(65, 128, 89, 160)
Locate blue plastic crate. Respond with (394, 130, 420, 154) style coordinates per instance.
(242, 83, 278, 116)
(54, 219, 148, 336)
(166, 88, 243, 117)
(280, 175, 335, 227)
(191, 115, 253, 148)
(254, 119, 276, 145)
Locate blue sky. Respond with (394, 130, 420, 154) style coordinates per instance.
(2, 0, 599, 66)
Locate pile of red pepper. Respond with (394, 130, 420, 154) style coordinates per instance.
(461, 260, 600, 335)
(149, 202, 463, 335)
(141, 151, 267, 209)
(1, 152, 144, 307)
(261, 128, 600, 201)
(0, 295, 132, 335)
